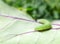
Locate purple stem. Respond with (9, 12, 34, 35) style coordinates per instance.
(4, 27, 60, 42)
(11, 30, 36, 36)
(0, 15, 60, 26)
(0, 15, 40, 23)
(3, 30, 36, 41)
(52, 24, 60, 26)
(9, 27, 60, 36)
(10, 28, 60, 38)
(0, 15, 60, 32)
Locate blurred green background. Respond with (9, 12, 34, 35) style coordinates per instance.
(3, 0, 60, 21)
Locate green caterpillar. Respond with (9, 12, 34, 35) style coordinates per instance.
(35, 19, 52, 32)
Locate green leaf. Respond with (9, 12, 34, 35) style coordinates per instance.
(3, 0, 60, 20)
(0, 0, 60, 44)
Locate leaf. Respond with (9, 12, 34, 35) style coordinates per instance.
(0, 0, 60, 44)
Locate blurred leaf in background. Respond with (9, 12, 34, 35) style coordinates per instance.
(3, 0, 60, 21)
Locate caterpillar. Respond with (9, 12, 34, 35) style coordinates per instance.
(35, 19, 52, 32)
